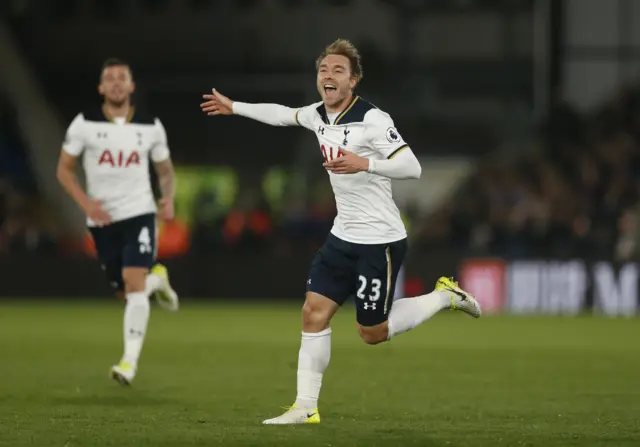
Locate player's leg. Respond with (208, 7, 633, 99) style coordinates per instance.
(354, 239, 481, 343)
(89, 224, 137, 383)
(111, 214, 168, 385)
(121, 213, 178, 311)
(148, 263, 179, 312)
(353, 239, 409, 344)
(356, 240, 481, 343)
(262, 297, 341, 426)
(294, 292, 339, 409)
(89, 224, 129, 302)
(263, 235, 353, 425)
(386, 276, 482, 340)
(89, 222, 125, 291)
(135, 215, 179, 311)
(112, 265, 151, 385)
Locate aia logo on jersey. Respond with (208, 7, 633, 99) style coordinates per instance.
(320, 145, 344, 163)
(98, 149, 140, 167)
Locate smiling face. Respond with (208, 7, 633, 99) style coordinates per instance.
(316, 54, 358, 111)
(315, 39, 363, 113)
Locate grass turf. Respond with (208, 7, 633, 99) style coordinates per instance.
(0, 300, 638, 446)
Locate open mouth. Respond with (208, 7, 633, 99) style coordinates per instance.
(323, 84, 337, 94)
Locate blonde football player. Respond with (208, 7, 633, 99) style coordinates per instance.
(201, 39, 482, 424)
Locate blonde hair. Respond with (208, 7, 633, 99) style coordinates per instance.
(315, 38, 363, 84)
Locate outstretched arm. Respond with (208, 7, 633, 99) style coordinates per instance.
(201, 88, 298, 126)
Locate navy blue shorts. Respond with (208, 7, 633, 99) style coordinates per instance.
(307, 233, 408, 326)
(88, 213, 157, 292)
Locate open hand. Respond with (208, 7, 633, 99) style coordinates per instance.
(323, 149, 369, 174)
(200, 89, 234, 116)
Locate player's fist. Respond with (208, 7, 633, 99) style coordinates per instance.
(323, 149, 369, 174)
(200, 88, 234, 116)
(84, 200, 111, 227)
(158, 197, 175, 221)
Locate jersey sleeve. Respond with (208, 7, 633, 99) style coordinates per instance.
(233, 102, 298, 126)
(364, 110, 409, 159)
(150, 118, 171, 162)
(62, 113, 86, 156)
(294, 102, 322, 131)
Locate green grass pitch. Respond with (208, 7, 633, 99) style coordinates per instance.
(0, 300, 638, 446)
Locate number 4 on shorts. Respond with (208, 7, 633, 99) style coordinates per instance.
(138, 226, 152, 254)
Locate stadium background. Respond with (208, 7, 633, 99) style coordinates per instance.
(0, 2, 639, 446)
(2, 0, 640, 314)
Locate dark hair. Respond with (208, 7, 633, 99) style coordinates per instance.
(100, 58, 132, 80)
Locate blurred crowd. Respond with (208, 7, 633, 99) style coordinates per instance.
(419, 84, 640, 260)
(3, 83, 640, 260)
(187, 179, 336, 257)
(0, 94, 58, 255)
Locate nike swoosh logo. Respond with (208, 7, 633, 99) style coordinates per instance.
(306, 412, 317, 418)
(446, 288, 467, 301)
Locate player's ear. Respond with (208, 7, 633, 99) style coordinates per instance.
(97, 83, 105, 96)
(349, 75, 358, 90)
(130, 81, 136, 94)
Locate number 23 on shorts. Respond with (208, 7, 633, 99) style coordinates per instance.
(357, 275, 382, 302)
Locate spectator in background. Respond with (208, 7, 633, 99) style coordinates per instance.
(220, 187, 272, 253)
(417, 80, 640, 259)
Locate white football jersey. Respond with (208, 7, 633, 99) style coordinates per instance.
(62, 106, 170, 227)
(296, 97, 408, 244)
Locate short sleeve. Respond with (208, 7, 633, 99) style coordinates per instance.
(294, 102, 322, 131)
(364, 110, 409, 159)
(150, 118, 171, 162)
(62, 113, 86, 156)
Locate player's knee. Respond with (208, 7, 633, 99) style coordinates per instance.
(358, 324, 388, 345)
(122, 267, 148, 293)
(302, 294, 334, 331)
(301, 301, 329, 331)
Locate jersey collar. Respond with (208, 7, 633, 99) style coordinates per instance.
(316, 96, 360, 125)
(101, 104, 136, 123)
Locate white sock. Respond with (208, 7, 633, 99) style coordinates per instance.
(294, 328, 331, 410)
(145, 273, 163, 296)
(388, 290, 451, 339)
(122, 291, 150, 367)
